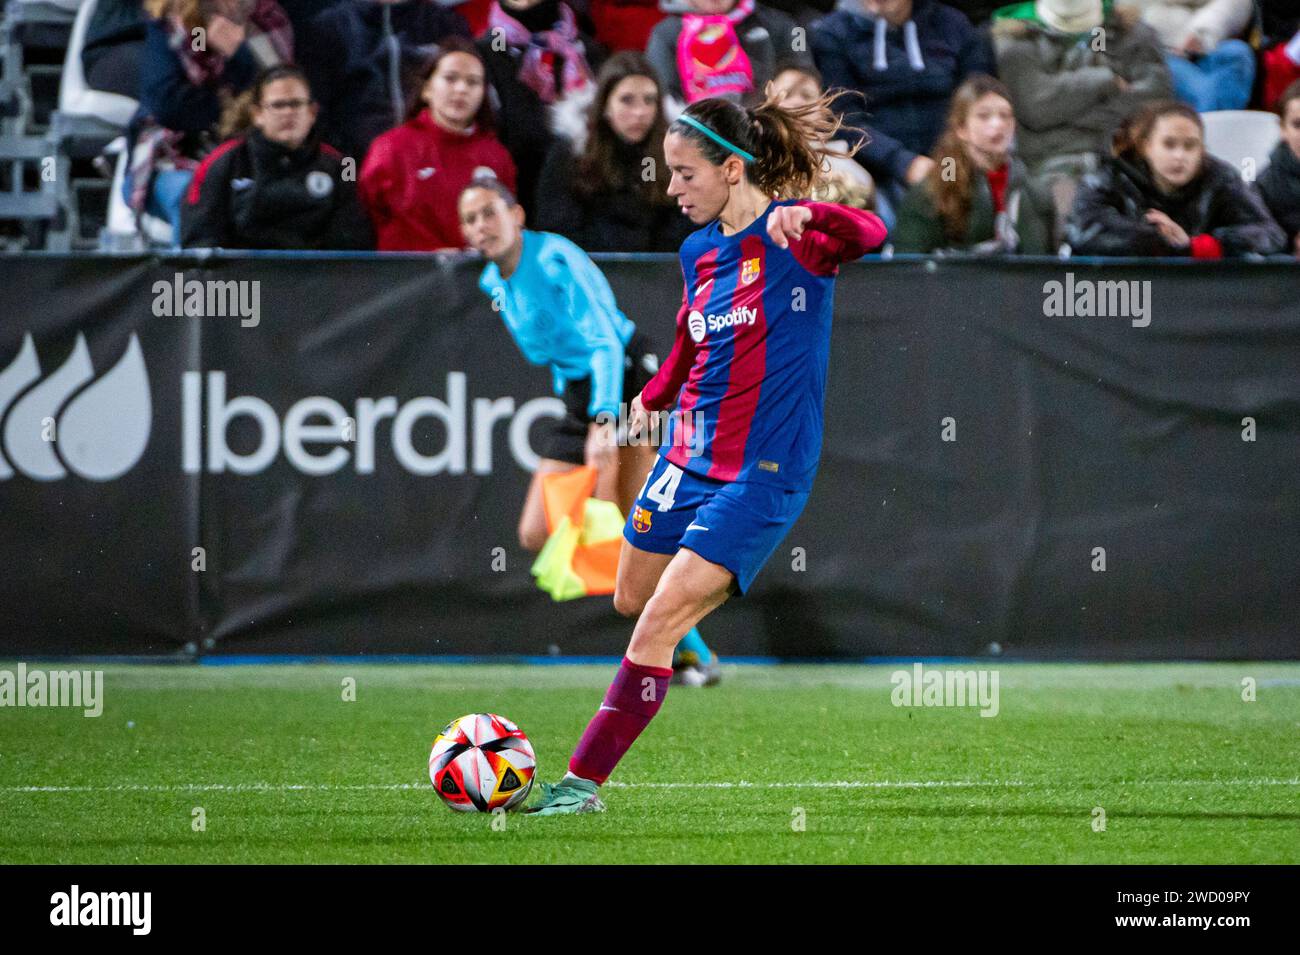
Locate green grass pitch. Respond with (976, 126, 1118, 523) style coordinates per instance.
(1, 662, 1297, 864)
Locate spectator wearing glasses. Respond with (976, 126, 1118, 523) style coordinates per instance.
(129, 0, 294, 237)
(360, 38, 517, 251)
(181, 65, 373, 248)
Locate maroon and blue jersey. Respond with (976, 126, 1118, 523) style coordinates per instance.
(639, 199, 887, 491)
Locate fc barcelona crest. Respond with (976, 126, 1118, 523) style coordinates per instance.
(632, 505, 653, 533)
(740, 257, 761, 286)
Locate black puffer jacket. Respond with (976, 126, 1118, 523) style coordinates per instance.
(181, 127, 373, 250)
(1257, 141, 1300, 244)
(477, 0, 605, 218)
(1066, 152, 1286, 257)
(533, 90, 693, 253)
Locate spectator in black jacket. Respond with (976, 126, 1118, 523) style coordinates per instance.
(1066, 100, 1286, 258)
(535, 51, 693, 251)
(812, 0, 994, 225)
(299, 0, 471, 162)
(478, 0, 604, 217)
(1258, 80, 1300, 257)
(181, 66, 373, 249)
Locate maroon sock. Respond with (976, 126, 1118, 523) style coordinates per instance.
(568, 657, 672, 785)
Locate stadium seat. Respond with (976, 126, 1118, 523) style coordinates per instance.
(43, 0, 136, 250)
(55, 0, 136, 131)
(1201, 109, 1283, 177)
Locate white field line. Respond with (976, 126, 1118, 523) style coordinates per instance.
(0, 778, 1297, 794)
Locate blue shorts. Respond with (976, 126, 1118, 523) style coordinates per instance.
(622, 454, 811, 595)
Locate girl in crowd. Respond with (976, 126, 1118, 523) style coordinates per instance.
(535, 51, 694, 252)
(360, 38, 516, 251)
(1066, 100, 1285, 258)
(892, 75, 1055, 254)
(181, 65, 372, 249)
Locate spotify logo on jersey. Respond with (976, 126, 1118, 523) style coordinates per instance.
(688, 310, 707, 343)
(688, 306, 759, 343)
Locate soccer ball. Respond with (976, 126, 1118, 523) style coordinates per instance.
(429, 713, 536, 812)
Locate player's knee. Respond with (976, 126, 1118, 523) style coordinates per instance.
(612, 587, 647, 618)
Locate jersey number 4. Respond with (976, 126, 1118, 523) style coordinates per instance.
(641, 462, 683, 512)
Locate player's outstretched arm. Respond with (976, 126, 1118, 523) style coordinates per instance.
(774, 201, 888, 275)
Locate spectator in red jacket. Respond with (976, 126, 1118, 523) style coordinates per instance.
(359, 37, 517, 251)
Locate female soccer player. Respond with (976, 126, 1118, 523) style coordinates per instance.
(525, 89, 888, 814)
(458, 176, 720, 683)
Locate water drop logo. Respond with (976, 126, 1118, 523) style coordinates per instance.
(0, 332, 151, 481)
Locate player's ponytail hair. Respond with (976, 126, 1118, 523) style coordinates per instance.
(671, 86, 864, 199)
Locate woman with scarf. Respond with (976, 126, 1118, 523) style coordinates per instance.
(535, 51, 694, 252)
(129, 0, 294, 240)
(892, 74, 1055, 253)
(812, 0, 994, 226)
(646, 0, 812, 116)
(477, 0, 603, 217)
(1065, 100, 1285, 258)
(1258, 80, 1300, 259)
(360, 38, 517, 251)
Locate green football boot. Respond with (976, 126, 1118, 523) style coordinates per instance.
(524, 776, 606, 816)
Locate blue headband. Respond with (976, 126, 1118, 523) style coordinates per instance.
(675, 114, 756, 164)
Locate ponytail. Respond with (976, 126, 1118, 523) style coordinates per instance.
(670, 84, 865, 199)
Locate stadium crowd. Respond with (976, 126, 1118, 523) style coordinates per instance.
(69, 0, 1300, 257)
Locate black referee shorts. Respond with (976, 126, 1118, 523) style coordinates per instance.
(542, 330, 659, 466)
